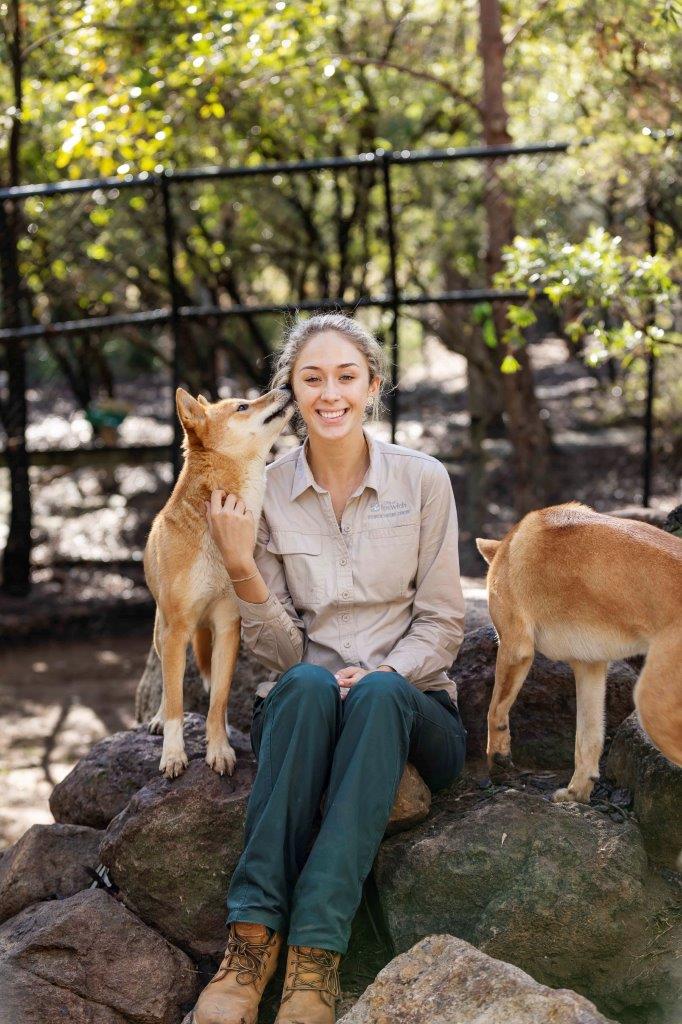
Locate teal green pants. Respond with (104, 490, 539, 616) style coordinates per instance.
(226, 662, 466, 954)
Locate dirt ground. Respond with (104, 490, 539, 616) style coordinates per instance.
(0, 628, 150, 850)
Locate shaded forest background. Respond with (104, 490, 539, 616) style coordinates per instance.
(0, 0, 680, 598)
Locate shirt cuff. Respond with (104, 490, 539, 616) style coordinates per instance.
(381, 639, 457, 685)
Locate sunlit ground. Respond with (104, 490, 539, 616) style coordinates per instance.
(0, 632, 150, 849)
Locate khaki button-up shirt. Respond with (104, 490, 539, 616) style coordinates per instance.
(236, 427, 465, 704)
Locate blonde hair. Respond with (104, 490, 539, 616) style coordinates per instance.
(269, 312, 389, 440)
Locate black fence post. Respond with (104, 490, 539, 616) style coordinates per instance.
(0, 195, 32, 595)
(642, 201, 657, 508)
(381, 152, 400, 444)
(160, 171, 183, 481)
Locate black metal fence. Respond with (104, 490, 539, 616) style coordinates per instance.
(0, 138, 668, 593)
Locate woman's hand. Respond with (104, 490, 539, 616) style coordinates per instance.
(205, 490, 257, 576)
(335, 664, 394, 700)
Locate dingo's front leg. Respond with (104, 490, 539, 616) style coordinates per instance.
(487, 637, 533, 777)
(159, 622, 190, 779)
(554, 660, 607, 804)
(205, 617, 240, 776)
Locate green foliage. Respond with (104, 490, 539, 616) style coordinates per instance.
(495, 227, 679, 365)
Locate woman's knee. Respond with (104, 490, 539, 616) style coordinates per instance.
(346, 670, 411, 705)
(275, 662, 339, 705)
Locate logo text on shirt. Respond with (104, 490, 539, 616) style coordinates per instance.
(368, 500, 412, 519)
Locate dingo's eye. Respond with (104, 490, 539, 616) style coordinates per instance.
(236, 403, 249, 412)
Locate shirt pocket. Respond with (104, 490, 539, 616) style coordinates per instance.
(360, 521, 420, 601)
(266, 530, 325, 609)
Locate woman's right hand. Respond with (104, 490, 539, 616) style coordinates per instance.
(205, 490, 257, 575)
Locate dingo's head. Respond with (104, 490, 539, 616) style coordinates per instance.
(176, 387, 294, 456)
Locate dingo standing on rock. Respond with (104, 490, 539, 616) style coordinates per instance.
(144, 386, 294, 780)
(477, 502, 682, 803)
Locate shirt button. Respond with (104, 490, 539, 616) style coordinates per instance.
(342, 525, 350, 533)
(339, 558, 347, 566)
(343, 640, 351, 648)
(341, 591, 350, 599)
(342, 614, 350, 621)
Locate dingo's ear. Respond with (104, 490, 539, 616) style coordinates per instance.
(196, 394, 210, 407)
(476, 538, 501, 565)
(176, 387, 206, 431)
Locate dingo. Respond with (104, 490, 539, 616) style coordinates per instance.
(476, 502, 682, 802)
(144, 386, 293, 779)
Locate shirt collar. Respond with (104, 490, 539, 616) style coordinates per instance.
(290, 427, 382, 502)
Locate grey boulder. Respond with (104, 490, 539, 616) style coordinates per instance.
(0, 822, 103, 924)
(99, 755, 256, 959)
(374, 788, 681, 1022)
(338, 933, 617, 1023)
(606, 710, 682, 870)
(0, 888, 197, 1023)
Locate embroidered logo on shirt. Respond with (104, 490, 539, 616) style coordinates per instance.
(368, 500, 411, 519)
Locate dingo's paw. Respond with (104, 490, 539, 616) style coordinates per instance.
(148, 712, 165, 735)
(160, 747, 188, 779)
(489, 751, 516, 781)
(553, 785, 591, 804)
(206, 741, 237, 776)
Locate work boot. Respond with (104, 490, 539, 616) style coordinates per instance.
(192, 921, 283, 1024)
(275, 944, 342, 1024)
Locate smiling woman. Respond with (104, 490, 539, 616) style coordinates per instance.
(196, 313, 467, 1024)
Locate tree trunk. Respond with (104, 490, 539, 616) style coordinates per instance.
(0, 0, 32, 595)
(478, 0, 552, 514)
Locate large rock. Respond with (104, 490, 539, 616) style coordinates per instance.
(0, 888, 197, 1023)
(50, 711, 252, 829)
(606, 711, 682, 870)
(338, 933, 616, 1023)
(0, 823, 102, 924)
(374, 789, 681, 1022)
(135, 641, 268, 734)
(450, 627, 635, 766)
(99, 756, 256, 959)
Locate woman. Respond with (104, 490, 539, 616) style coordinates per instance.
(192, 313, 467, 1024)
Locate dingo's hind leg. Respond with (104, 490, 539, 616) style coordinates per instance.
(487, 632, 534, 775)
(192, 626, 213, 694)
(158, 620, 190, 779)
(554, 660, 607, 804)
(635, 627, 682, 767)
(205, 617, 240, 776)
(149, 608, 166, 735)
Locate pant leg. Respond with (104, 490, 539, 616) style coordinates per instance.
(287, 670, 466, 954)
(225, 662, 342, 935)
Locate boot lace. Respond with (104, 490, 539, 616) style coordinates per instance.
(211, 927, 274, 988)
(280, 946, 341, 1007)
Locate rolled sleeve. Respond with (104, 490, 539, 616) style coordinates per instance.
(383, 462, 465, 688)
(235, 512, 306, 675)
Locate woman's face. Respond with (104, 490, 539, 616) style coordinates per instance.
(291, 331, 380, 442)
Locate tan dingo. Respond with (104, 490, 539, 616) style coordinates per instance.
(476, 502, 682, 802)
(143, 386, 293, 779)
